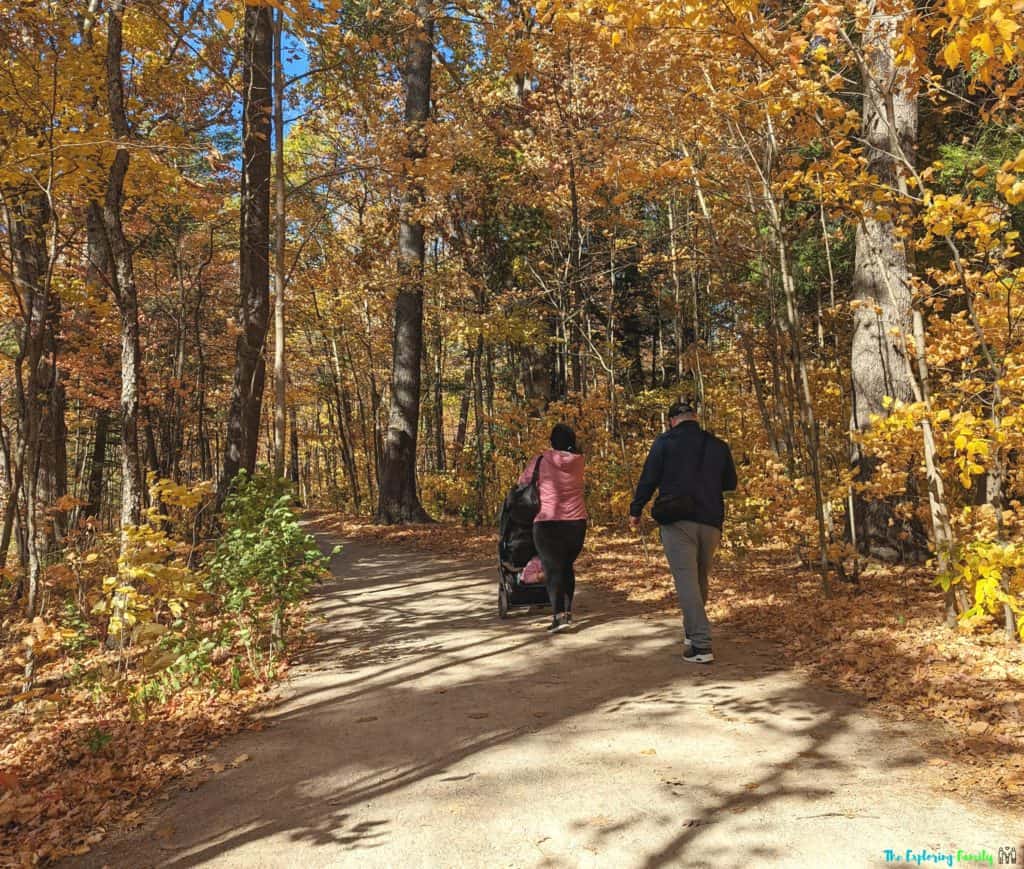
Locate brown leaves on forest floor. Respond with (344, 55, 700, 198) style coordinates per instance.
(322, 515, 1024, 810)
(705, 553, 1024, 805)
(0, 645, 293, 866)
(313, 512, 497, 561)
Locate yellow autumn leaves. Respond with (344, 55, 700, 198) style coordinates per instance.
(92, 477, 212, 642)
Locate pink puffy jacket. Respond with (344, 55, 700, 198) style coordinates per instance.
(518, 449, 588, 523)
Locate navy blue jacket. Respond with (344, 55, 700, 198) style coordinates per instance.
(629, 421, 738, 529)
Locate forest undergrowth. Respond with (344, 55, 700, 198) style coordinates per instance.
(0, 660, 284, 866)
(0, 477, 329, 866)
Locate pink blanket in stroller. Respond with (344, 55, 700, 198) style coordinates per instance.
(521, 556, 545, 585)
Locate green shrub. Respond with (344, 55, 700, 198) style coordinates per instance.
(208, 472, 335, 665)
(59, 598, 96, 656)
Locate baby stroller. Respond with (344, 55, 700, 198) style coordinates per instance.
(496, 464, 550, 618)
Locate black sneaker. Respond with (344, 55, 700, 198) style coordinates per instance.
(683, 647, 714, 664)
(683, 635, 692, 652)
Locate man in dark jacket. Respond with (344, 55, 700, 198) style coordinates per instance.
(629, 400, 737, 663)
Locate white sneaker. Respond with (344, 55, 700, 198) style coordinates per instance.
(683, 636, 692, 651)
(548, 615, 571, 633)
(683, 647, 714, 664)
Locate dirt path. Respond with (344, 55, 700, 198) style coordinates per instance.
(83, 534, 1021, 868)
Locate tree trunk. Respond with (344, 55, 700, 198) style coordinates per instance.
(289, 405, 300, 487)
(849, 0, 919, 555)
(742, 335, 780, 456)
(453, 353, 473, 467)
(92, 0, 143, 533)
(193, 232, 213, 482)
(86, 0, 145, 647)
(4, 191, 50, 617)
(433, 283, 446, 472)
(75, 199, 117, 526)
(567, 152, 583, 395)
(0, 484, 20, 579)
(341, 333, 376, 506)
(83, 410, 109, 520)
(757, 116, 832, 596)
(667, 200, 685, 383)
(38, 312, 67, 547)
(472, 334, 487, 524)
(847, 0, 958, 614)
(328, 343, 361, 509)
(157, 243, 187, 479)
(376, 0, 433, 524)
(520, 338, 553, 407)
(143, 408, 160, 478)
(272, 7, 287, 479)
(222, 1, 273, 497)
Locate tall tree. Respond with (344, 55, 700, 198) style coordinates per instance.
(89, 0, 144, 534)
(376, 0, 434, 523)
(3, 190, 53, 618)
(81, 203, 114, 524)
(848, 0, 920, 554)
(272, 6, 287, 480)
(0, 12, 71, 611)
(81, 0, 147, 650)
(222, 0, 273, 497)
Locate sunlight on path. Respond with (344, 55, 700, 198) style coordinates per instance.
(80, 537, 1020, 869)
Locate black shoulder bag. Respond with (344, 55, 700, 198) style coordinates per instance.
(499, 455, 544, 567)
(524, 453, 543, 516)
(505, 454, 544, 528)
(650, 433, 708, 525)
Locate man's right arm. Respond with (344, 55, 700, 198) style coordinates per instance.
(629, 440, 664, 517)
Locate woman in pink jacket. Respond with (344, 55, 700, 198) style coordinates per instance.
(518, 424, 587, 632)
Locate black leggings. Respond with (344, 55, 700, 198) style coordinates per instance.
(533, 520, 587, 616)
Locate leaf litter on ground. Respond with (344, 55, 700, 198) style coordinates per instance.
(0, 632, 300, 865)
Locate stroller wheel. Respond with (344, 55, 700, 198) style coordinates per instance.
(498, 584, 509, 619)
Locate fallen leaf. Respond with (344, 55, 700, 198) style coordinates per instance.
(230, 753, 251, 767)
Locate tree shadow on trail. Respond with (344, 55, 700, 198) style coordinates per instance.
(78, 537, 1007, 869)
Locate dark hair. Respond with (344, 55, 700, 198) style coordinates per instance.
(667, 399, 698, 418)
(550, 423, 579, 453)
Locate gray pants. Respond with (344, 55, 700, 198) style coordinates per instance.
(659, 521, 721, 649)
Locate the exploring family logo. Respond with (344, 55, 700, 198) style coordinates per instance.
(883, 847, 1020, 866)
